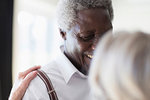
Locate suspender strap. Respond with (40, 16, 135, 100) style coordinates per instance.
(37, 70, 58, 100)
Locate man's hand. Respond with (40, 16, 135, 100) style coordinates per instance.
(9, 66, 41, 100)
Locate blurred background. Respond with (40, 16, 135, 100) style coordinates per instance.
(0, 0, 150, 99)
(12, 0, 60, 83)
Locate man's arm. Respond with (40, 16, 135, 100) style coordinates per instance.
(9, 66, 41, 100)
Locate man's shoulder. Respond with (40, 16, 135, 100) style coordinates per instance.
(23, 74, 49, 99)
(23, 60, 60, 99)
(41, 59, 61, 75)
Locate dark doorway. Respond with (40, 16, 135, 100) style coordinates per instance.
(0, 0, 13, 99)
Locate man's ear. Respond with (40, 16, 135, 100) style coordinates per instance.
(59, 28, 66, 40)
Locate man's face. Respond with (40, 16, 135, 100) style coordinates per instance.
(62, 8, 112, 75)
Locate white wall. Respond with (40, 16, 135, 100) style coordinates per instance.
(13, 0, 59, 82)
(112, 0, 150, 33)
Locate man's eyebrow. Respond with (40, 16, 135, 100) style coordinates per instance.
(79, 30, 96, 34)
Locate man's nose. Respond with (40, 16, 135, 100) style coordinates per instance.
(91, 44, 96, 50)
(91, 37, 99, 50)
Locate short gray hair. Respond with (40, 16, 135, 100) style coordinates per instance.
(56, 0, 113, 32)
(89, 31, 150, 100)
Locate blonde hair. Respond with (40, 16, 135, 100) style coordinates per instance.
(89, 31, 150, 100)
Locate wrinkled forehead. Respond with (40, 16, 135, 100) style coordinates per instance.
(77, 8, 110, 22)
(74, 8, 111, 32)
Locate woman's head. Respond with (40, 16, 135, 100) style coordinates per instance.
(89, 31, 150, 100)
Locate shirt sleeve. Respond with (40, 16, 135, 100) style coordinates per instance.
(22, 76, 50, 100)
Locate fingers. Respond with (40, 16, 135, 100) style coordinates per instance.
(9, 66, 41, 100)
(21, 71, 37, 90)
(9, 71, 38, 100)
(18, 65, 41, 79)
(17, 71, 38, 99)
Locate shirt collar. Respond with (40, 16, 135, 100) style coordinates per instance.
(56, 46, 87, 84)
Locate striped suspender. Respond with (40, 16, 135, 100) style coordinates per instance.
(37, 70, 58, 100)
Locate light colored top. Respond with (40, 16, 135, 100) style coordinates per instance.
(22, 49, 92, 100)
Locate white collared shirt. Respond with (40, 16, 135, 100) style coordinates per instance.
(22, 49, 92, 100)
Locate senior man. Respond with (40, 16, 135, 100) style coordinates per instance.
(9, 0, 113, 100)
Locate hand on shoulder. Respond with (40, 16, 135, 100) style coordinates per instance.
(9, 66, 41, 100)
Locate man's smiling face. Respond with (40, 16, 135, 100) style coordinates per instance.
(62, 8, 112, 75)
